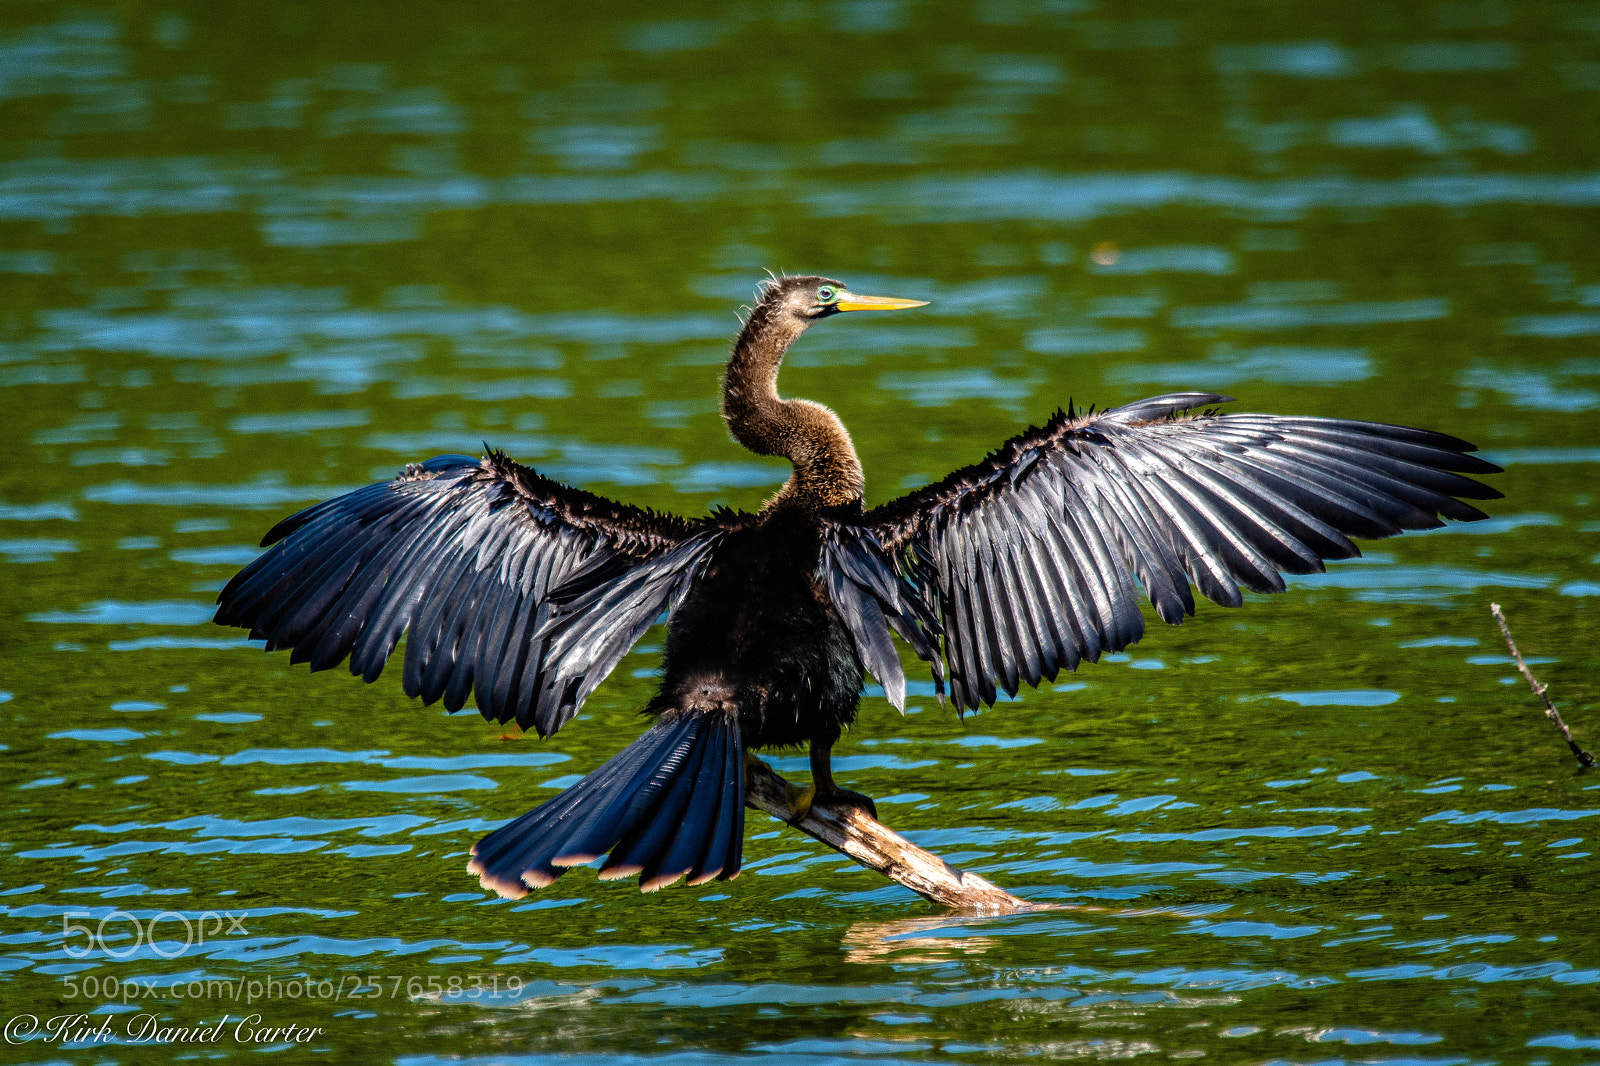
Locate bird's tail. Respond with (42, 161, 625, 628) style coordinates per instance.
(468, 707, 745, 896)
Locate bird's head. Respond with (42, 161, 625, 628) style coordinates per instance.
(753, 274, 928, 324)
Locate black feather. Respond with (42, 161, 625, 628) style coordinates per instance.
(689, 728, 745, 885)
(842, 393, 1498, 715)
(214, 452, 713, 736)
(641, 724, 729, 891)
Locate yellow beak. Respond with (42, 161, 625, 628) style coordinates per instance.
(834, 291, 929, 312)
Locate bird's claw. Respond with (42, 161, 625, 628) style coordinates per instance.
(827, 787, 878, 822)
(786, 782, 877, 824)
(785, 783, 816, 824)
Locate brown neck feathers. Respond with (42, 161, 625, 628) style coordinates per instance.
(720, 300, 864, 510)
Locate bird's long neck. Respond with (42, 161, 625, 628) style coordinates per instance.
(721, 303, 864, 511)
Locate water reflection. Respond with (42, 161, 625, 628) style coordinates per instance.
(3, 0, 1599, 1061)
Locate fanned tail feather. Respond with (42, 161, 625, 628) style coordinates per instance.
(468, 709, 744, 897)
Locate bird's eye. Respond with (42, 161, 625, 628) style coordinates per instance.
(816, 285, 838, 304)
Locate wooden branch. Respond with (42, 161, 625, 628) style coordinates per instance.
(742, 756, 1032, 912)
(1490, 602, 1596, 769)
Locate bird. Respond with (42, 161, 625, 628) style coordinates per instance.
(213, 274, 1502, 897)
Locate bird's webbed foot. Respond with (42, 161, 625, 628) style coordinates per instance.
(820, 785, 878, 822)
(783, 781, 877, 823)
(785, 781, 817, 824)
(788, 739, 878, 823)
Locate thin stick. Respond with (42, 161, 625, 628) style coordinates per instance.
(1490, 602, 1596, 769)
(742, 756, 1032, 912)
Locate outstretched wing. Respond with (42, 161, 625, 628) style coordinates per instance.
(819, 520, 944, 714)
(832, 392, 1502, 713)
(214, 451, 719, 736)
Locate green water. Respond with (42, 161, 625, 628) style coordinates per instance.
(3, 1, 1599, 1062)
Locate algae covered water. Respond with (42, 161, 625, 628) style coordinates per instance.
(2, 1, 1598, 1061)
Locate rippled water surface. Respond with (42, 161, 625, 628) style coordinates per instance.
(3, 1, 1599, 1062)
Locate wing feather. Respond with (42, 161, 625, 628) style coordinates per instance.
(823, 393, 1500, 713)
(215, 451, 714, 735)
(953, 520, 1001, 707)
(818, 523, 942, 713)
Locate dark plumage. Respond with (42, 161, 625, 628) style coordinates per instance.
(214, 274, 1502, 896)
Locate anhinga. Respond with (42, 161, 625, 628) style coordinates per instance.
(215, 275, 1501, 896)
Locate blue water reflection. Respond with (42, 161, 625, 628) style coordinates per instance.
(3, 0, 1598, 1062)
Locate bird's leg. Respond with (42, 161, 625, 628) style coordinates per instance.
(787, 738, 878, 823)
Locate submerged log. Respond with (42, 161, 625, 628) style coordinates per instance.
(742, 756, 1031, 912)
